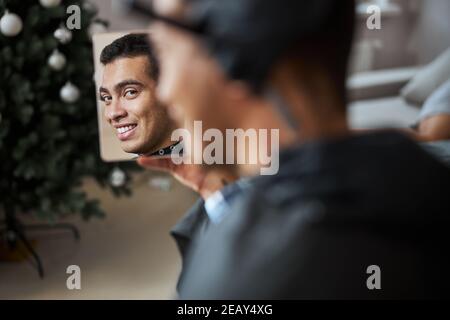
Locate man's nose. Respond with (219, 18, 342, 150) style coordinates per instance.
(105, 100, 127, 122)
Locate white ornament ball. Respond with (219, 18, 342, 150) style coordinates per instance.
(39, 0, 62, 8)
(82, 2, 97, 11)
(54, 26, 72, 44)
(0, 11, 23, 37)
(110, 167, 126, 187)
(60, 82, 80, 103)
(48, 49, 66, 71)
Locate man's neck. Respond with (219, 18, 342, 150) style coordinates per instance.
(273, 65, 350, 143)
(233, 100, 297, 177)
(199, 166, 239, 199)
(233, 87, 350, 177)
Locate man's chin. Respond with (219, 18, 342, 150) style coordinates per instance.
(121, 142, 156, 155)
(120, 142, 142, 155)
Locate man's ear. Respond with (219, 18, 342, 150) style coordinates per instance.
(225, 80, 253, 103)
(153, 0, 187, 20)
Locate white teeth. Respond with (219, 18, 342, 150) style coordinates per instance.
(116, 124, 136, 134)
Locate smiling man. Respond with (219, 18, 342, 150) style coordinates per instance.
(99, 33, 176, 156)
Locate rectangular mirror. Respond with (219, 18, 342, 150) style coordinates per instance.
(93, 30, 179, 162)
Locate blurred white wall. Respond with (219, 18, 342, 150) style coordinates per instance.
(90, 0, 450, 73)
(413, 0, 450, 64)
(90, 0, 149, 31)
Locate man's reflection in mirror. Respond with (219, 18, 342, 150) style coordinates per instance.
(99, 33, 178, 157)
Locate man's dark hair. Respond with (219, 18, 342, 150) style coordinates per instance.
(100, 33, 159, 81)
(181, 0, 355, 110)
(284, 1, 355, 111)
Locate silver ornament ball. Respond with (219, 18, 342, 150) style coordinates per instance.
(39, 0, 62, 8)
(60, 82, 80, 103)
(48, 49, 66, 71)
(54, 26, 72, 44)
(110, 167, 126, 187)
(0, 11, 23, 37)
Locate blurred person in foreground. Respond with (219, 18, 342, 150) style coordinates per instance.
(139, 0, 450, 299)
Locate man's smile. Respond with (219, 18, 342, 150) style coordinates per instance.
(114, 123, 138, 140)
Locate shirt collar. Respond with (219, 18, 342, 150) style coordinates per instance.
(204, 178, 254, 224)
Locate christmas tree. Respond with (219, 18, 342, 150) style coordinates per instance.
(0, 0, 139, 225)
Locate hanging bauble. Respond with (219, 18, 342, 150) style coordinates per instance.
(82, 2, 96, 11)
(0, 11, 23, 37)
(110, 167, 126, 187)
(48, 49, 66, 71)
(54, 26, 72, 44)
(60, 82, 80, 103)
(39, 0, 62, 8)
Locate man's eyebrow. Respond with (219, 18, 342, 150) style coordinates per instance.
(98, 80, 144, 97)
(99, 86, 109, 94)
(114, 80, 144, 92)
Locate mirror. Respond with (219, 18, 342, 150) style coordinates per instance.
(92, 31, 177, 162)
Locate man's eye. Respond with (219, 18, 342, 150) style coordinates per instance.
(101, 96, 112, 103)
(124, 89, 138, 98)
